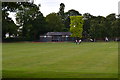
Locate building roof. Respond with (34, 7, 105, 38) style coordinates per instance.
(46, 32, 72, 36)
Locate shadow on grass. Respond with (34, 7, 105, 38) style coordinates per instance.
(2, 70, 118, 78)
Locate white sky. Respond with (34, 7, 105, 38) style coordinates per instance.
(34, 0, 120, 17)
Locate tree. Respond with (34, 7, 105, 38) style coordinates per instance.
(110, 14, 120, 38)
(45, 13, 64, 32)
(63, 9, 82, 31)
(67, 9, 81, 16)
(89, 16, 106, 40)
(58, 3, 65, 19)
(2, 2, 18, 39)
(31, 12, 47, 40)
(105, 13, 116, 38)
(83, 13, 93, 38)
(117, 18, 120, 37)
(111, 19, 119, 38)
(16, 2, 46, 40)
(70, 16, 84, 39)
(64, 16, 70, 31)
(2, 2, 19, 12)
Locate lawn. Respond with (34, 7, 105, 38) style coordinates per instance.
(2, 42, 118, 78)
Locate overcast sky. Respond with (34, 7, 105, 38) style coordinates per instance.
(34, 0, 119, 17)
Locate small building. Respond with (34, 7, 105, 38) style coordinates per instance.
(40, 32, 74, 42)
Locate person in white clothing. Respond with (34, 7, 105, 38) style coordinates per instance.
(75, 39, 81, 44)
(78, 39, 81, 44)
(105, 37, 109, 42)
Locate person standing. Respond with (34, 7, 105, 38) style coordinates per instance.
(105, 37, 109, 42)
(78, 39, 82, 44)
(75, 39, 81, 44)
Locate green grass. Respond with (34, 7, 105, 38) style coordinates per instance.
(2, 42, 118, 78)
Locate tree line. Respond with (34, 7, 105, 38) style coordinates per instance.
(2, 2, 120, 41)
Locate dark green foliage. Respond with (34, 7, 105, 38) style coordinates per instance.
(16, 2, 46, 40)
(2, 2, 18, 39)
(2, 2, 19, 12)
(46, 13, 64, 32)
(83, 13, 93, 38)
(89, 16, 106, 39)
(67, 9, 82, 16)
(105, 13, 117, 38)
(83, 13, 119, 40)
(58, 3, 65, 19)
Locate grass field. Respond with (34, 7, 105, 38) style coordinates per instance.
(2, 42, 118, 78)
